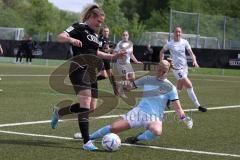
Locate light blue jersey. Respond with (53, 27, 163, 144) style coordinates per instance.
(134, 76, 178, 119)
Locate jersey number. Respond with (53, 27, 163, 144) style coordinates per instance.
(122, 69, 126, 74)
(178, 72, 183, 78)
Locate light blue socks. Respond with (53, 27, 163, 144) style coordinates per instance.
(137, 130, 157, 141)
(90, 125, 111, 140)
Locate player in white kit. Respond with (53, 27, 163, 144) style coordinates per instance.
(113, 31, 142, 97)
(89, 60, 193, 144)
(159, 26, 207, 112)
(113, 31, 142, 81)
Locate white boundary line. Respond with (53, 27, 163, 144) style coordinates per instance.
(1, 70, 240, 77)
(0, 130, 72, 140)
(1, 73, 240, 79)
(0, 74, 64, 77)
(0, 129, 239, 158)
(124, 143, 240, 158)
(0, 105, 239, 128)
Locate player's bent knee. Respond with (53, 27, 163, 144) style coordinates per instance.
(177, 86, 182, 90)
(126, 72, 135, 80)
(151, 128, 162, 136)
(176, 83, 182, 90)
(185, 82, 193, 88)
(149, 125, 162, 136)
(110, 122, 119, 131)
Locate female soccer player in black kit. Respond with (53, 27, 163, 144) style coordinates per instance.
(50, 5, 125, 151)
(97, 26, 119, 95)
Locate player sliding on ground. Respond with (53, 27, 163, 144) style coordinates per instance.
(89, 60, 193, 144)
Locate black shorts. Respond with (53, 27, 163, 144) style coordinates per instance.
(69, 62, 98, 98)
(102, 59, 111, 70)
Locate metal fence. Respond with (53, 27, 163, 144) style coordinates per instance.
(170, 9, 240, 49)
(0, 27, 24, 40)
(139, 9, 240, 50)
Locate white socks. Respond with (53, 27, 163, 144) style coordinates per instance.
(187, 87, 200, 108)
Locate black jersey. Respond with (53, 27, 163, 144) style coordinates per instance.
(98, 36, 110, 52)
(65, 22, 100, 56)
(98, 35, 115, 53)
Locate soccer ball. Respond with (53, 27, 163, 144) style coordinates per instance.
(102, 133, 121, 151)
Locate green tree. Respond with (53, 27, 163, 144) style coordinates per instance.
(119, 0, 170, 32)
(120, 0, 169, 20)
(145, 10, 168, 32)
(1, 0, 239, 42)
(169, 0, 203, 12)
(128, 13, 146, 43)
(96, 0, 129, 41)
(0, 8, 23, 27)
(0, 0, 79, 41)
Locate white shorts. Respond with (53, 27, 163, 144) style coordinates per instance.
(121, 107, 161, 129)
(116, 63, 134, 78)
(172, 67, 188, 80)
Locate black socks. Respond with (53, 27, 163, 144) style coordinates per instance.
(57, 103, 90, 144)
(97, 75, 106, 81)
(78, 108, 90, 144)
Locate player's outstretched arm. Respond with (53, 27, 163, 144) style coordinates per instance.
(159, 48, 165, 61)
(97, 49, 126, 60)
(57, 32, 82, 47)
(172, 100, 193, 129)
(187, 48, 199, 68)
(130, 52, 142, 64)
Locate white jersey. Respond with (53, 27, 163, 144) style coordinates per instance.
(114, 40, 133, 64)
(163, 38, 191, 69)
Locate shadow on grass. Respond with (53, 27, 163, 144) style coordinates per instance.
(0, 139, 120, 153)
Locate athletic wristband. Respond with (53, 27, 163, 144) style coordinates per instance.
(180, 115, 186, 120)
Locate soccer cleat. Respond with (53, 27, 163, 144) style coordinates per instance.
(51, 106, 59, 129)
(125, 132, 144, 144)
(73, 132, 82, 139)
(83, 140, 98, 151)
(125, 136, 139, 144)
(198, 106, 207, 112)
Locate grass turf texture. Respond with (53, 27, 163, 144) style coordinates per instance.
(0, 60, 240, 160)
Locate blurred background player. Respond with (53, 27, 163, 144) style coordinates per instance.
(114, 31, 142, 81)
(0, 44, 3, 89)
(159, 26, 207, 112)
(143, 43, 153, 71)
(15, 41, 24, 63)
(89, 60, 193, 144)
(25, 36, 34, 64)
(0, 44, 3, 55)
(113, 31, 142, 97)
(97, 26, 118, 95)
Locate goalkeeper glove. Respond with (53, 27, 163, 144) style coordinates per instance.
(181, 115, 193, 129)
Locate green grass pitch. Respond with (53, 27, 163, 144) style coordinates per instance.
(0, 59, 240, 160)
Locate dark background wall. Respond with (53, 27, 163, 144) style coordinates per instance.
(134, 46, 240, 69)
(1, 40, 239, 69)
(0, 40, 71, 60)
